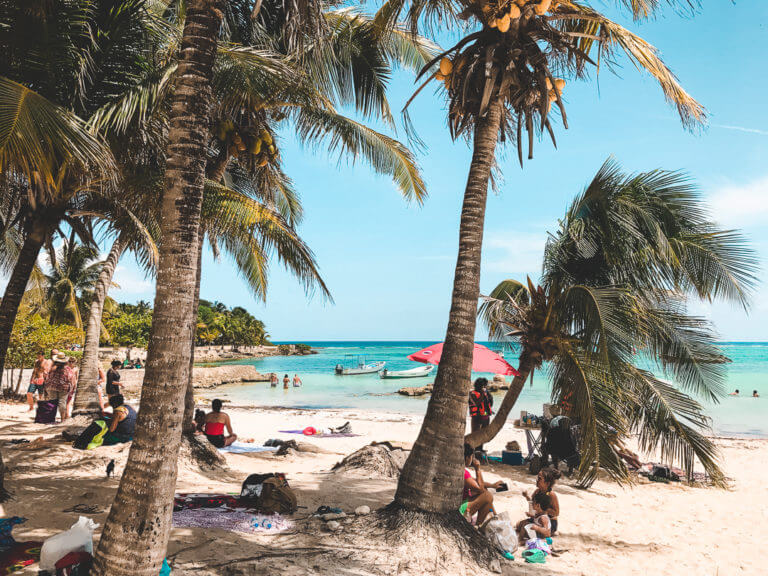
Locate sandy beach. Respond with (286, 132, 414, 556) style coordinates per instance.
(0, 398, 765, 575)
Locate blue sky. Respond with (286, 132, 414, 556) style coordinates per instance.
(109, 2, 768, 341)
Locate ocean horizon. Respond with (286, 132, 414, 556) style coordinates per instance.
(211, 340, 768, 438)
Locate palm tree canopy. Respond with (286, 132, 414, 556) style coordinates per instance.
(387, 0, 704, 164)
(481, 159, 756, 487)
(44, 238, 105, 329)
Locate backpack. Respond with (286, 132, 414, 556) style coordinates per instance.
(35, 399, 59, 424)
(239, 473, 297, 514)
(259, 477, 297, 514)
(73, 420, 108, 450)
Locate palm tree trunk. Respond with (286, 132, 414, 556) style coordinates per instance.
(394, 101, 504, 513)
(90, 2, 223, 574)
(464, 359, 532, 448)
(182, 226, 205, 434)
(73, 237, 125, 415)
(0, 219, 47, 388)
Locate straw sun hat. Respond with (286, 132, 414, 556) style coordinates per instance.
(53, 352, 69, 364)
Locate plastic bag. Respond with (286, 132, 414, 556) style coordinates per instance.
(483, 512, 518, 554)
(40, 516, 99, 571)
(526, 537, 551, 555)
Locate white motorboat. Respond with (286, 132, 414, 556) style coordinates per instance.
(334, 358, 385, 375)
(379, 365, 434, 379)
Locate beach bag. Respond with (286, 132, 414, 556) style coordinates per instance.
(483, 512, 517, 554)
(35, 399, 59, 424)
(55, 551, 92, 576)
(39, 517, 98, 572)
(240, 473, 277, 504)
(259, 477, 297, 514)
(73, 420, 108, 450)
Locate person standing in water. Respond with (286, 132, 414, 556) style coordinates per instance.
(729, 389, 739, 396)
(283, 374, 290, 389)
(754, 390, 760, 398)
(270, 373, 278, 388)
(293, 374, 302, 387)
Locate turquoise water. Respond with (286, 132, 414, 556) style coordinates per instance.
(213, 341, 768, 437)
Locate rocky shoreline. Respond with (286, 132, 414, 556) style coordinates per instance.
(96, 343, 315, 364)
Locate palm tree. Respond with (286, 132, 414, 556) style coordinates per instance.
(382, 0, 707, 514)
(466, 159, 756, 486)
(43, 238, 105, 329)
(0, 0, 156, 386)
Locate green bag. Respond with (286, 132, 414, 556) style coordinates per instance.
(86, 420, 108, 450)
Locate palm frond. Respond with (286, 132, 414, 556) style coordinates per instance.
(0, 76, 115, 190)
(293, 107, 427, 203)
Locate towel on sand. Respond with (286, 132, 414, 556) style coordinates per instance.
(219, 442, 279, 454)
(172, 509, 291, 534)
(278, 430, 360, 438)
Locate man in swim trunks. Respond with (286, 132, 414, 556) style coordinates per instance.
(26, 350, 47, 411)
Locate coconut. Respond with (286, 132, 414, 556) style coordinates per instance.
(497, 14, 510, 32)
(508, 4, 521, 18)
(548, 90, 558, 102)
(232, 134, 242, 144)
(236, 142, 246, 151)
(488, 18, 497, 28)
(439, 57, 453, 76)
(534, 0, 552, 14)
(259, 129, 272, 145)
(249, 138, 262, 155)
(258, 156, 268, 167)
(554, 78, 566, 91)
(545, 77, 553, 90)
(268, 144, 276, 155)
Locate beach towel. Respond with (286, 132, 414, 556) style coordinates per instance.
(172, 509, 292, 534)
(0, 541, 43, 573)
(278, 430, 360, 438)
(173, 493, 243, 512)
(219, 442, 279, 454)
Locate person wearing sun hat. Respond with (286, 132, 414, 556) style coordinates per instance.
(43, 352, 75, 422)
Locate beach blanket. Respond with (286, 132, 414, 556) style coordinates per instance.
(219, 442, 279, 454)
(278, 430, 360, 438)
(172, 509, 291, 534)
(0, 541, 43, 573)
(174, 493, 243, 512)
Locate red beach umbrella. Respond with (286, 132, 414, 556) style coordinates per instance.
(408, 342, 520, 376)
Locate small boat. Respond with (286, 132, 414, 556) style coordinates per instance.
(334, 357, 385, 375)
(380, 365, 434, 379)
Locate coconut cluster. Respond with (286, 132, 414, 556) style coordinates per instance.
(215, 120, 277, 167)
(485, 0, 556, 31)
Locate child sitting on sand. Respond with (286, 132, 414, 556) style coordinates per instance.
(523, 467, 561, 535)
(516, 492, 552, 544)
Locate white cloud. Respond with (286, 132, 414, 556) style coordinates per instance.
(713, 124, 768, 137)
(111, 265, 153, 296)
(707, 177, 768, 227)
(483, 231, 546, 275)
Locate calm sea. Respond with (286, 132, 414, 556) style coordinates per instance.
(212, 341, 768, 438)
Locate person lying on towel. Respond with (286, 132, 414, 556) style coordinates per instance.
(201, 399, 237, 448)
(103, 394, 137, 445)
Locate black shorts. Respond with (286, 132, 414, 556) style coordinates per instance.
(206, 434, 225, 448)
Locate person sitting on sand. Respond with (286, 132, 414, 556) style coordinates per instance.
(202, 399, 237, 448)
(753, 390, 759, 398)
(293, 374, 302, 387)
(26, 350, 47, 411)
(283, 374, 290, 389)
(461, 443, 504, 526)
(730, 389, 739, 396)
(103, 394, 137, 445)
(270, 373, 278, 388)
(516, 492, 552, 544)
(523, 467, 561, 535)
(44, 353, 74, 422)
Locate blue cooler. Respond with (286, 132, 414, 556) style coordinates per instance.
(502, 450, 524, 466)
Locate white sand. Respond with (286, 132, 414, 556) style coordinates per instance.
(0, 400, 765, 575)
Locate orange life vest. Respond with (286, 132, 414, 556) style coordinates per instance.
(469, 390, 486, 417)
